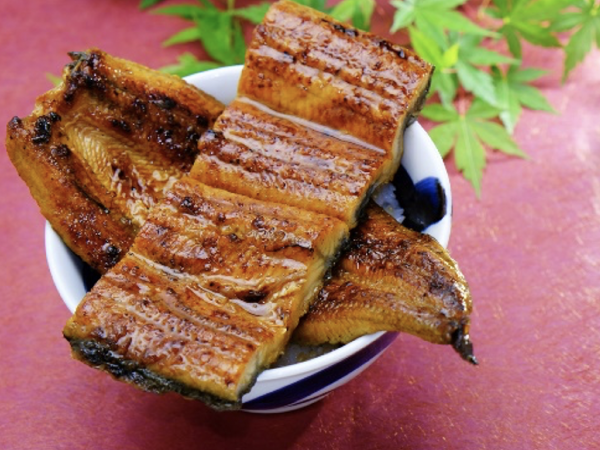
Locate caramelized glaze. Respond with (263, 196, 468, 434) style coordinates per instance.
(64, 177, 348, 408)
(6, 49, 224, 273)
(294, 203, 475, 363)
(192, 99, 388, 227)
(239, 0, 433, 180)
(9, 0, 462, 412)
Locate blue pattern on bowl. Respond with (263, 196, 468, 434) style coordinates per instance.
(242, 332, 398, 412)
(393, 165, 447, 233)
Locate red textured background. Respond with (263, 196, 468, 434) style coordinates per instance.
(1, 1, 599, 449)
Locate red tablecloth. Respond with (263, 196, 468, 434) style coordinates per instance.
(1, 1, 599, 448)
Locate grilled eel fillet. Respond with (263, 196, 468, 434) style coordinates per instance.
(236, 0, 433, 226)
(6, 49, 224, 274)
(63, 178, 349, 409)
(293, 203, 476, 364)
(190, 98, 392, 227)
(62, 2, 434, 409)
(61, 97, 397, 408)
(191, 2, 474, 356)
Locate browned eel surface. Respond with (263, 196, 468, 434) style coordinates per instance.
(63, 177, 349, 409)
(294, 203, 476, 363)
(191, 98, 389, 227)
(41, 2, 472, 411)
(239, 0, 433, 175)
(6, 49, 224, 273)
(60, 1, 436, 408)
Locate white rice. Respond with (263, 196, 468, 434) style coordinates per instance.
(372, 183, 405, 223)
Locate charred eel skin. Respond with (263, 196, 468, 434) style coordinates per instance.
(63, 177, 349, 408)
(294, 203, 478, 365)
(6, 48, 224, 274)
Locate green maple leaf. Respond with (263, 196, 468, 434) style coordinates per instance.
(491, 65, 556, 134)
(155, 1, 271, 70)
(152, 2, 214, 20)
(231, 3, 271, 23)
(453, 34, 517, 107)
(139, 0, 165, 9)
(160, 53, 222, 77)
(553, 0, 600, 81)
(422, 100, 527, 196)
(293, 0, 329, 12)
(392, 0, 495, 45)
(329, 0, 376, 31)
(410, 30, 508, 108)
(485, 0, 569, 58)
(408, 26, 460, 106)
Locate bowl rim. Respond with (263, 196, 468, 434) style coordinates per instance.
(45, 64, 452, 382)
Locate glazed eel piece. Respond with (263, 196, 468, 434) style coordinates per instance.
(238, 0, 433, 214)
(294, 203, 476, 364)
(62, 1, 437, 409)
(64, 177, 349, 409)
(6, 49, 224, 274)
(197, 0, 475, 360)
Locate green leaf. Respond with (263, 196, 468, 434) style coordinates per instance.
(503, 26, 522, 58)
(442, 43, 460, 67)
(152, 5, 210, 20)
(563, 19, 596, 81)
(467, 98, 501, 120)
(491, 0, 509, 16)
(508, 67, 547, 83)
(512, 84, 555, 112)
(455, 61, 497, 106)
(428, 121, 458, 158)
(163, 27, 202, 47)
(556, 0, 600, 81)
(160, 53, 222, 77)
(330, 0, 376, 30)
(391, 0, 490, 37)
(492, 65, 555, 133)
(409, 25, 461, 105)
(140, 0, 165, 9)
(421, 103, 458, 122)
(416, 0, 467, 9)
(414, 13, 448, 48)
(293, 0, 329, 12)
(419, 9, 495, 37)
(549, 12, 585, 32)
(492, 68, 521, 133)
(435, 72, 459, 107)
(391, 0, 416, 33)
(455, 117, 486, 196)
(513, 21, 562, 48)
(484, 6, 503, 19)
(420, 0, 467, 8)
(232, 3, 271, 24)
(191, 10, 240, 65)
(518, 0, 574, 21)
(408, 25, 444, 65)
(454, 34, 518, 82)
(419, 95, 529, 195)
(354, 0, 376, 31)
(471, 120, 528, 157)
(489, 0, 567, 57)
(465, 46, 518, 66)
(46, 72, 63, 87)
(330, 0, 361, 22)
(231, 19, 248, 64)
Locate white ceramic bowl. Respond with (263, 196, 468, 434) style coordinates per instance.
(45, 65, 452, 413)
